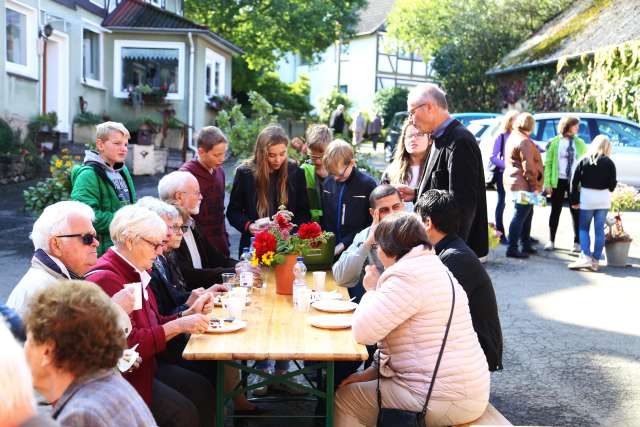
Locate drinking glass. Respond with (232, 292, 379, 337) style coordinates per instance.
(313, 271, 326, 292)
(224, 296, 245, 321)
(222, 273, 236, 289)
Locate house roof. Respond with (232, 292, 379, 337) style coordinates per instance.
(355, 0, 396, 36)
(488, 0, 640, 76)
(102, 0, 243, 55)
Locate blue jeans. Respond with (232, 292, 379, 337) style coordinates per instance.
(579, 209, 608, 260)
(508, 203, 534, 252)
(495, 171, 506, 234)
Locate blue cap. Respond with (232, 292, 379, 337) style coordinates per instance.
(243, 247, 250, 253)
(296, 256, 304, 261)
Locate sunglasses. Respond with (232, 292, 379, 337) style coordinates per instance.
(56, 233, 97, 246)
(172, 225, 189, 233)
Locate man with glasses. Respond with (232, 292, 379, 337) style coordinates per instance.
(71, 121, 136, 256)
(180, 126, 231, 257)
(321, 139, 377, 257)
(397, 83, 489, 259)
(7, 201, 135, 323)
(301, 124, 333, 223)
(158, 171, 237, 289)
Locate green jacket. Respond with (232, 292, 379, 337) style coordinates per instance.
(70, 161, 136, 256)
(544, 135, 587, 189)
(301, 162, 323, 223)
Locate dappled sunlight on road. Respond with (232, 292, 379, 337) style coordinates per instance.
(527, 275, 640, 337)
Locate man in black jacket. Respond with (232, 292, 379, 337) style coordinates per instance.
(397, 84, 489, 258)
(416, 190, 503, 372)
(158, 171, 237, 289)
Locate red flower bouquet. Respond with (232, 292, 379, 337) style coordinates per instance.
(251, 206, 333, 266)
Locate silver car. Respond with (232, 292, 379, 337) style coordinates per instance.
(473, 112, 640, 187)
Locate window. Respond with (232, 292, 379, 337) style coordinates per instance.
(83, 28, 101, 84)
(5, 0, 37, 78)
(204, 48, 226, 100)
(596, 120, 640, 148)
(114, 40, 185, 100)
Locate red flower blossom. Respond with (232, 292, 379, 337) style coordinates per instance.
(253, 231, 277, 258)
(298, 222, 322, 240)
(275, 214, 290, 229)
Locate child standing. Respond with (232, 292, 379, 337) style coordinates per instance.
(301, 125, 333, 223)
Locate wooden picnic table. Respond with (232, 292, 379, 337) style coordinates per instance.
(183, 270, 369, 426)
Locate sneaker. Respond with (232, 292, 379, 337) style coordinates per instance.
(568, 256, 592, 270)
(544, 241, 555, 251)
(506, 250, 529, 259)
(572, 242, 581, 253)
(522, 246, 537, 255)
(590, 258, 599, 272)
(529, 237, 540, 244)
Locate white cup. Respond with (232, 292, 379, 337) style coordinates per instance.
(230, 287, 248, 304)
(224, 296, 245, 321)
(124, 282, 142, 311)
(313, 271, 327, 292)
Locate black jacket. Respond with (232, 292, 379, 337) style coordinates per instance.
(175, 223, 237, 290)
(570, 156, 617, 205)
(149, 254, 190, 316)
(321, 168, 377, 249)
(418, 119, 489, 258)
(435, 234, 503, 371)
(226, 160, 311, 257)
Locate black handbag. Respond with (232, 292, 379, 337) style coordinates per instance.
(376, 273, 456, 427)
(488, 133, 506, 185)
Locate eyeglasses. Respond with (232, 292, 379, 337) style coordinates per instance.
(171, 225, 189, 233)
(55, 233, 97, 246)
(178, 190, 201, 197)
(140, 238, 168, 251)
(408, 102, 429, 117)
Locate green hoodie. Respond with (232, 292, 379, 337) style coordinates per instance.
(301, 162, 323, 223)
(544, 135, 587, 189)
(70, 151, 136, 256)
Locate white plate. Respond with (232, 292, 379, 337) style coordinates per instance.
(312, 299, 358, 313)
(313, 291, 343, 301)
(308, 315, 352, 330)
(206, 319, 247, 333)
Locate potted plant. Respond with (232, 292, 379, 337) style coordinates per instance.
(127, 84, 169, 106)
(604, 213, 633, 267)
(27, 112, 60, 153)
(73, 112, 102, 145)
(162, 116, 185, 150)
(250, 207, 333, 294)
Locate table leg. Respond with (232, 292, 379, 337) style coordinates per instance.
(326, 361, 334, 427)
(215, 361, 224, 427)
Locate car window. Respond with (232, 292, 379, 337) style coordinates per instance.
(577, 121, 592, 143)
(467, 123, 487, 137)
(540, 120, 559, 141)
(596, 120, 640, 147)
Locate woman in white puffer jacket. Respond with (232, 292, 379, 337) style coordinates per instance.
(335, 212, 490, 427)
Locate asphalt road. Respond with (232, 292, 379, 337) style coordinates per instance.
(1, 149, 639, 426)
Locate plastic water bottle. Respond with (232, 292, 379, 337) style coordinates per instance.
(292, 256, 307, 309)
(239, 247, 253, 291)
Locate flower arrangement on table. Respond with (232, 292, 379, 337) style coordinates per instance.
(251, 207, 333, 267)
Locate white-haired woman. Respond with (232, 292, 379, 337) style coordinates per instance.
(85, 205, 215, 427)
(569, 135, 617, 271)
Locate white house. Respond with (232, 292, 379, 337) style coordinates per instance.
(277, 0, 435, 116)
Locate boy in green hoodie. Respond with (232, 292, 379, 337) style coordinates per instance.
(71, 122, 136, 255)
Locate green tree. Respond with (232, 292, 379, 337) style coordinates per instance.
(185, 0, 367, 72)
(373, 87, 409, 128)
(318, 89, 352, 124)
(386, 0, 572, 111)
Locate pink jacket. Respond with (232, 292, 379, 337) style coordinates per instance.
(353, 246, 490, 402)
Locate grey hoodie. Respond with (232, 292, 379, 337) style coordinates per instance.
(83, 150, 131, 203)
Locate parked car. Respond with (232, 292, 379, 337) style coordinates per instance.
(475, 112, 640, 187)
(451, 112, 500, 127)
(467, 116, 502, 143)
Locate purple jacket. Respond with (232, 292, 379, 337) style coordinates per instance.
(490, 132, 509, 171)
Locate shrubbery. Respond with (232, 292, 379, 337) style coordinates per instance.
(373, 87, 408, 128)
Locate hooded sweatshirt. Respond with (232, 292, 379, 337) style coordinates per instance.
(71, 150, 136, 255)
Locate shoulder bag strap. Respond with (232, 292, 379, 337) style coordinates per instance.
(500, 133, 506, 158)
(421, 272, 456, 419)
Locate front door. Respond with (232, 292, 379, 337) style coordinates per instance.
(44, 31, 69, 133)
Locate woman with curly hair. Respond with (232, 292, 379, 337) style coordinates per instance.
(23, 280, 156, 426)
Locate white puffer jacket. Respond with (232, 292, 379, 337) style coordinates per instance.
(353, 245, 490, 402)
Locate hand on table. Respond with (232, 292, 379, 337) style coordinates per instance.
(178, 313, 210, 334)
(206, 284, 230, 296)
(187, 293, 215, 316)
(186, 287, 206, 307)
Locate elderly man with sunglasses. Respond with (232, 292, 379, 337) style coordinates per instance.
(7, 201, 135, 323)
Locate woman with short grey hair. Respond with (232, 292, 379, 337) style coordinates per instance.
(85, 205, 216, 427)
